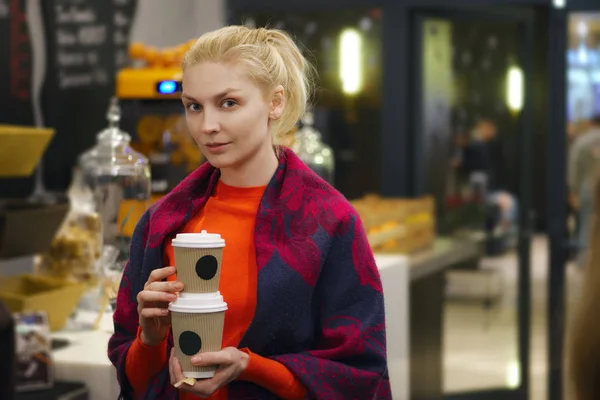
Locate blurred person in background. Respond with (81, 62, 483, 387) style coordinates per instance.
(567, 120, 588, 146)
(568, 115, 600, 268)
(462, 118, 499, 198)
(568, 171, 600, 400)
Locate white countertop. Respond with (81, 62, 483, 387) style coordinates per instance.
(52, 310, 117, 400)
(376, 253, 410, 400)
(375, 253, 410, 270)
(51, 254, 412, 400)
(408, 238, 480, 280)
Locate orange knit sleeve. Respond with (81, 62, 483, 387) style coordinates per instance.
(125, 326, 169, 399)
(239, 348, 307, 400)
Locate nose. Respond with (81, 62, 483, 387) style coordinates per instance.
(201, 109, 220, 134)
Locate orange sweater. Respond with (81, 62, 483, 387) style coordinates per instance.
(125, 181, 306, 400)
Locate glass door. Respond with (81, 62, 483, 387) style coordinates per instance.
(411, 7, 535, 400)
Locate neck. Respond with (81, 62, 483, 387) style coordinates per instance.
(219, 143, 278, 187)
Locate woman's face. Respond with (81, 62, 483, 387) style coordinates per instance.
(181, 61, 282, 170)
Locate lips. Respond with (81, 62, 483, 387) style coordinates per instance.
(206, 142, 230, 147)
(204, 142, 231, 153)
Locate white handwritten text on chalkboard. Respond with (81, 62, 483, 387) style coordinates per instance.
(54, 3, 110, 89)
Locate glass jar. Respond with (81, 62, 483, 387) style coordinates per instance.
(79, 97, 151, 276)
(291, 111, 335, 184)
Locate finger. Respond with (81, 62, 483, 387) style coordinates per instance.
(145, 280, 184, 294)
(169, 348, 176, 385)
(186, 364, 239, 398)
(207, 365, 235, 388)
(140, 308, 169, 319)
(172, 356, 207, 395)
(171, 352, 185, 383)
(146, 266, 177, 286)
(138, 290, 178, 304)
(189, 377, 219, 398)
(138, 301, 170, 315)
(191, 350, 233, 367)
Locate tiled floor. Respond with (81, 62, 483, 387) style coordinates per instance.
(443, 235, 580, 399)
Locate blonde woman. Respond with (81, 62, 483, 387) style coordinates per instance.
(108, 26, 390, 399)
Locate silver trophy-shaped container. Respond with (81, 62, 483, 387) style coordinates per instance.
(291, 111, 335, 185)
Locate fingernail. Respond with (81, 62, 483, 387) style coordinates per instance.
(191, 356, 201, 364)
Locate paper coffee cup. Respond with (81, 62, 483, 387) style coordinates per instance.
(169, 292, 227, 379)
(172, 231, 225, 294)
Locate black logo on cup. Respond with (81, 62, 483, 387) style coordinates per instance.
(179, 331, 202, 356)
(196, 255, 218, 280)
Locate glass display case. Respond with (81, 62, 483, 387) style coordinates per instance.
(78, 97, 151, 275)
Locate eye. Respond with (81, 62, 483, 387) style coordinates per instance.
(221, 99, 237, 108)
(186, 103, 201, 112)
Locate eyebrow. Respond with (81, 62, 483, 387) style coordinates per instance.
(181, 88, 241, 102)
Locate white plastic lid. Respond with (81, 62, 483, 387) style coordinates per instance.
(168, 292, 228, 313)
(171, 231, 225, 248)
(183, 370, 216, 379)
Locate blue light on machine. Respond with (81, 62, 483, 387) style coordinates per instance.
(158, 80, 177, 94)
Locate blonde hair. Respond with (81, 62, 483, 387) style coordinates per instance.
(182, 25, 314, 143)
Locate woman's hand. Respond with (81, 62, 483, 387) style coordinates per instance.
(169, 347, 250, 397)
(137, 266, 182, 346)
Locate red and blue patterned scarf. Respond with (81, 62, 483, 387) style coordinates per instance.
(108, 147, 391, 399)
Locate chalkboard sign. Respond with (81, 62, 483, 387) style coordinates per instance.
(40, 0, 138, 191)
(47, 0, 120, 90)
(0, 0, 137, 197)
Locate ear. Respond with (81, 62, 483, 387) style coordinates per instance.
(269, 85, 285, 120)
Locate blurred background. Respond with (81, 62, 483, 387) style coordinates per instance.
(0, 0, 598, 399)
